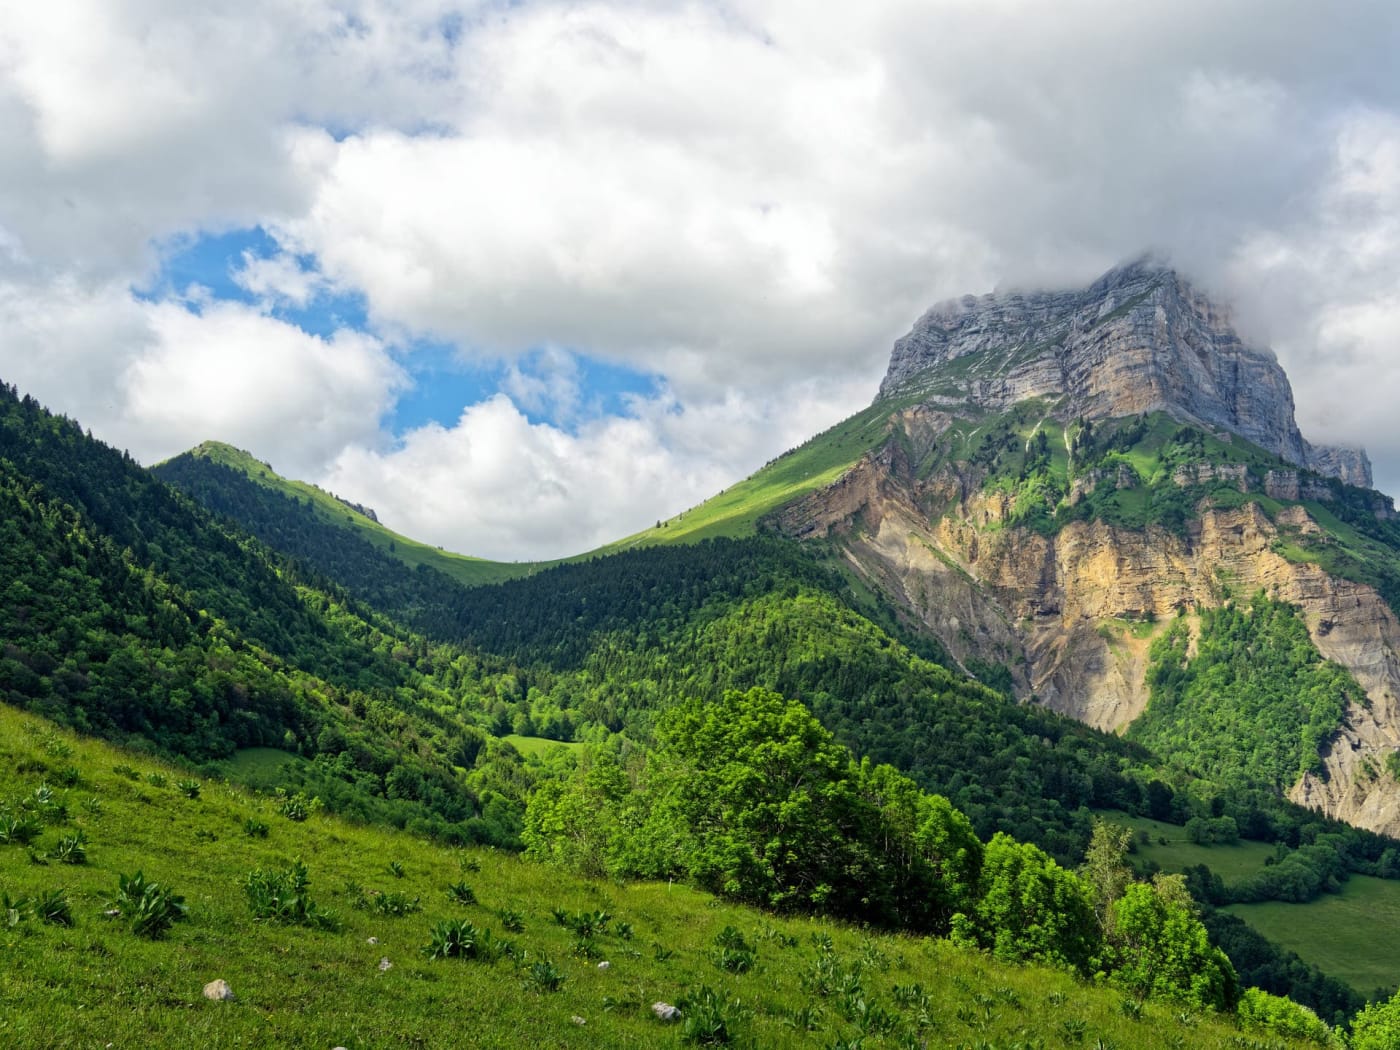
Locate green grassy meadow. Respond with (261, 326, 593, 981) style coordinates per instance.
(500, 735, 586, 759)
(1098, 810, 1278, 882)
(598, 398, 911, 553)
(1226, 876, 1400, 999)
(0, 705, 1317, 1049)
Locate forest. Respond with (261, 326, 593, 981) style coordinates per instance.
(4, 378, 1400, 1037)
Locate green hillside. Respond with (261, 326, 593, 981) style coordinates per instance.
(0, 703, 1331, 1050)
(159, 440, 532, 586)
(598, 396, 915, 552)
(2, 377, 1392, 1040)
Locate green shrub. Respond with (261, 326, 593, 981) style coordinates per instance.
(28, 783, 67, 823)
(351, 887, 420, 917)
(33, 888, 73, 927)
(422, 919, 505, 962)
(145, 772, 167, 789)
(1236, 988, 1336, 1046)
(50, 830, 86, 864)
(3, 892, 28, 927)
(0, 812, 43, 846)
(111, 871, 187, 939)
(523, 956, 564, 992)
(447, 880, 477, 905)
(276, 791, 318, 822)
(243, 859, 340, 931)
(175, 779, 201, 799)
(497, 907, 525, 932)
(680, 985, 747, 1045)
(243, 817, 269, 838)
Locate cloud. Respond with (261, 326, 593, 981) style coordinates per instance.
(3, 0, 1400, 558)
(321, 375, 867, 561)
(0, 276, 404, 480)
(232, 250, 328, 308)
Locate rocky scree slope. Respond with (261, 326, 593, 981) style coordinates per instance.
(775, 259, 1400, 836)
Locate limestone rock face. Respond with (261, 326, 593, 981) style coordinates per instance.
(879, 258, 1370, 487)
(778, 446, 1400, 836)
(770, 257, 1400, 835)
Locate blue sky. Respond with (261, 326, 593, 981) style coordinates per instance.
(137, 226, 662, 438)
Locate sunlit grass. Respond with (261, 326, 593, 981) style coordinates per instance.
(0, 704, 1310, 1049)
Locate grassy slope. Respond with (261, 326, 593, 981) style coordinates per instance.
(596, 397, 914, 553)
(168, 441, 533, 586)
(1099, 811, 1278, 882)
(1226, 877, 1400, 999)
(0, 704, 1309, 1050)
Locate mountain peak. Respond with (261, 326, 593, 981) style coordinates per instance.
(878, 259, 1371, 487)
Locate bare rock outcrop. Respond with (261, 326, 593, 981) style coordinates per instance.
(879, 258, 1371, 488)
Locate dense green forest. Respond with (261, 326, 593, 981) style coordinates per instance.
(1132, 598, 1362, 792)
(153, 452, 494, 643)
(0, 382, 520, 845)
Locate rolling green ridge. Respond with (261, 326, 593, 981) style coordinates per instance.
(158, 440, 531, 586)
(0, 704, 1326, 1050)
(597, 396, 916, 551)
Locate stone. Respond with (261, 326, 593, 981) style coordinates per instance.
(877, 257, 1371, 487)
(570, 1016, 586, 1026)
(378, 957, 392, 973)
(651, 1002, 681, 1022)
(202, 979, 235, 1002)
(596, 961, 610, 970)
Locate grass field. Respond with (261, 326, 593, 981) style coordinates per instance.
(1096, 810, 1278, 881)
(218, 747, 309, 790)
(1226, 876, 1400, 999)
(0, 703, 1319, 1049)
(500, 734, 587, 759)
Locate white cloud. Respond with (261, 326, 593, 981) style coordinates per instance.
(0, 277, 404, 480)
(232, 250, 328, 308)
(3, 1, 1400, 557)
(321, 375, 867, 561)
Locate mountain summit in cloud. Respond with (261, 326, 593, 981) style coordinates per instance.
(878, 258, 1371, 487)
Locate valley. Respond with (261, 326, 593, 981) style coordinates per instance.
(7, 259, 1400, 1046)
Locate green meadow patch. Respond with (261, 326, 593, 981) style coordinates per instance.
(1097, 810, 1279, 882)
(0, 704, 1321, 1049)
(1226, 875, 1400, 999)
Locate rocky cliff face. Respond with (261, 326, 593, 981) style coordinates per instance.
(771, 259, 1400, 835)
(775, 440, 1400, 836)
(879, 258, 1371, 488)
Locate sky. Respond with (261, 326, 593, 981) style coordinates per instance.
(2, 1, 1399, 560)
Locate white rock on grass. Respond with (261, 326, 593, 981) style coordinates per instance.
(570, 1016, 586, 1026)
(202, 979, 235, 1002)
(596, 961, 610, 971)
(651, 1002, 680, 1022)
